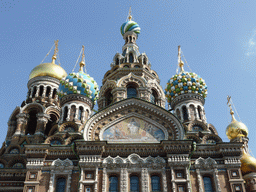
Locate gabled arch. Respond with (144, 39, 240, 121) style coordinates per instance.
(83, 98, 184, 141)
(113, 53, 124, 65)
(21, 103, 44, 114)
(117, 72, 147, 88)
(99, 80, 117, 98)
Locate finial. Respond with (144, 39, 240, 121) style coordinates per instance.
(128, 6, 132, 21)
(178, 45, 184, 72)
(52, 40, 59, 64)
(227, 95, 236, 122)
(79, 45, 86, 73)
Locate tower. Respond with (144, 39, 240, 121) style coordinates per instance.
(97, 11, 165, 110)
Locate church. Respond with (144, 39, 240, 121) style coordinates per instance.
(0, 11, 256, 192)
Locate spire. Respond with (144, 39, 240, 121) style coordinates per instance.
(79, 45, 86, 73)
(128, 6, 132, 21)
(178, 45, 184, 72)
(227, 95, 236, 122)
(51, 40, 59, 64)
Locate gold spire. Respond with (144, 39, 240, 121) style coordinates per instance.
(128, 6, 132, 21)
(52, 40, 59, 64)
(178, 45, 184, 72)
(79, 45, 86, 73)
(227, 95, 236, 122)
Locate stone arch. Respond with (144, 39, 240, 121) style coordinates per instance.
(8, 157, 26, 168)
(208, 124, 218, 135)
(45, 135, 64, 145)
(7, 107, 20, 138)
(118, 72, 146, 88)
(184, 135, 202, 144)
(202, 134, 222, 144)
(187, 120, 208, 132)
(65, 134, 83, 145)
(99, 80, 117, 98)
(113, 53, 124, 66)
(6, 144, 22, 154)
(48, 124, 59, 136)
(21, 103, 44, 114)
(59, 121, 79, 132)
(45, 107, 60, 136)
(0, 158, 7, 168)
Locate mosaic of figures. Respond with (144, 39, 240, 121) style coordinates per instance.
(102, 117, 165, 143)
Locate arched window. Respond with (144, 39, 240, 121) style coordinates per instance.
(46, 86, 51, 97)
(32, 86, 37, 97)
(56, 177, 66, 192)
(127, 85, 137, 98)
(50, 139, 62, 145)
(129, 53, 134, 63)
(26, 110, 37, 135)
(27, 89, 31, 98)
(78, 106, 83, 120)
(130, 175, 139, 192)
(151, 175, 160, 192)
(0, 163, 4, 168)
(116, 58, 120, 65)
(12, 163, 24, 168)
(45, 113, 58, 136)
(182, 106, 189, 121)
(198, 106, 202, 120)
(109, 176, 118, 192)
(52, 88, 57, 99)
(176, 109, 181, 120)
(9, 148, 19, 154)
(150, 89, 158, 104)
(143, 56, 147, 64)
(105, 89, 113, 106)
(203, 176, 214, 192)
(134, 65, 140, 68)
(129, 36, 132, 43)
(39, 85, 44, 96)
(63, 106, 68, 121)
(124, 65, 129, 68)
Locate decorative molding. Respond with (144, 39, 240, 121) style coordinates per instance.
(168, 154, 189, 166)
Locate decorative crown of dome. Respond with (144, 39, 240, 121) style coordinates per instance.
(165, 46, 207, 104)
(58, 46, 99, 104)
(29, 40, 67, 80)
(120, 8, 140, 36)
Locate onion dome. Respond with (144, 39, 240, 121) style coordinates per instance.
(165, 65, 207, 104)
(29, 40, 67, 80)
(120, 9, 140, 36)
(240, 150, 256, 175)
(58, 46, 99, 104)
(226, 100, 248, 140)
(29, 63, 67, 80)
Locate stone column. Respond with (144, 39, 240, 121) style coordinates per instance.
(186, 167, 192, 192)
(213, 168, 221, 192)
(171, 167, 176, 192)
(137, 87, 150, 101)
(112, 87, 126, 102)
(162, 169, 168, 192)
(102, 168, 107, 192)
(42, 86, 46, 97)
(35, 113, 49, 134)
(94, 168, 98, 192)
(120, 168, 128, 192)
(196, 169, 203, 192)
(141, 168, 149, 192)
(79, 169, 84, 192)
(35, 86, 40, 97)
(49, 88, 54, 99)
(66, 107, 71, 121)
(13, 113, 28, 136)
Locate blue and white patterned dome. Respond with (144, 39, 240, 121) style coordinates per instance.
(165, 71, 208, 104)
(58, 71, 99, 104)
(120, 20, 141, 36)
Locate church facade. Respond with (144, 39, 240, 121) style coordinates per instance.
(0, 14, 256, 192)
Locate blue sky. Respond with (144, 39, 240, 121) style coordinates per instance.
(1, 0, 256, 155)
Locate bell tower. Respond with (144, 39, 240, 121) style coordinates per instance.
(97, 9, 166, 110)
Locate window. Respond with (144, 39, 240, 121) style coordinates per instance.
(127, 85, 137, 98)
(176, 172, 183, 178)
(10, 148, 19, 154)
(109, 176, 118, 192)
(27, 187, 34, 192)
(56, 177, 66, 192)
(150, 90, 158, 104)
(130, 175, 139, 192)
(39, 85, 44, 96)
(129, 53, 134, 63)
(63, 106, 68, 121)
(116, 58, 120, 65)
(151, 175, 160, 192)
(78, 106, 83, 120)
(46, 86, 51, 97)
(177, 185, 185, 192)
(105, 89, 113, 106)
(50, 139, 62, 145)
(203, 176, 214, 192)
(198, 106, 202, 120)
(32, 86, 37, 97)
(86, 188, 91, 192)
(0, 163, 4, 168)
(182, 106, 188, 121)
(12, 163, 24, 168)
(234, 185, 242, 192)
(29, 173, 37, 179)
(52, 88, 57, 99)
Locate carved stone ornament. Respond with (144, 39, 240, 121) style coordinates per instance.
(195, 157, 217, 169)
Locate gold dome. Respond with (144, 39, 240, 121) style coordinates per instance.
(226, 118, 248, 140)
(240, 150, 256, 175)
(29, 63, 67, 80)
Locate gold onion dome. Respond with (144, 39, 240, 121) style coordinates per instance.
(29, 40, 67, 81)
(240, 150, 256, 175)
(29, 62, 67, 80)
(225, 112, 248, 140)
